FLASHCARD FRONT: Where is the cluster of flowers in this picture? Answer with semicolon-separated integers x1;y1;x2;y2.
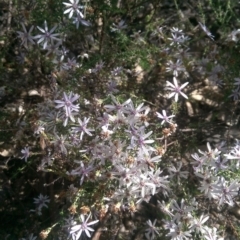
16;1;240;239
24;85;240;240
21;77;189;239
191;142;240;206
144;139;240;240
16;19;81;72
16;0;92;74
47;91;183;239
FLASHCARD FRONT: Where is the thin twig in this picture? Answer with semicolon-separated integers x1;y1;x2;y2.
7;0;13;32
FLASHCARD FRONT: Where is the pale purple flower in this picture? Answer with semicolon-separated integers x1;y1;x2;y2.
130;31;145;44
158;200;173;217
68;161;94;185
166;77;188;102
126;101;149;126
230;86;240;100
16;23;35;49
156;110;175;125
137;152;162;170
35;20;61;49
134;174;155;199
175;47;191;59
16;51;26;64
170;27;183;35
166;222;192;240
21;147;30;162
73;12;91;29
51;134;70;155
168;162;188;181
191;152;206;172
55;91;80;126
195;171;218;199
69;133;81;146
62;57;80;70
166;59;185;77
189;214;209;234
198;142;221;162
63;0;84;19
112;164;136;187
168;33;184;45
212;177;240;206
33;194;50;214
42;109;61;132
91;60;105;73
204;227;224;240
148;168;170;195
72;117;94;140
104;95;131;113
70;213;99;239
130;127;155;155
109;111;127;131
58;46;69;60
126;101;147;116
63;216;77;231
145;219;160;240
211;156;228;171
45;41;61;56
181;35;191;43
170;199;193;222
97;112;110;126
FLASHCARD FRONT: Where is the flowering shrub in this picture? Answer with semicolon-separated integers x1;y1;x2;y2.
2;0;240;239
